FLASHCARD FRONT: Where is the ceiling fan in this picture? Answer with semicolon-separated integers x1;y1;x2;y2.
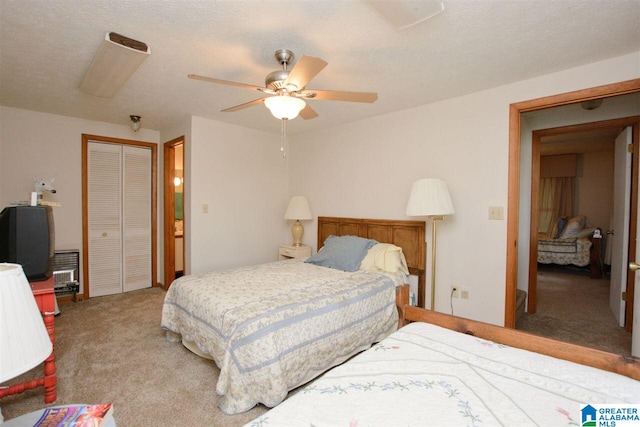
188;49;378;120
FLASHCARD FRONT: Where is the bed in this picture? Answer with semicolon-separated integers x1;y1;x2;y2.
246;305;640;426
161;216;425;414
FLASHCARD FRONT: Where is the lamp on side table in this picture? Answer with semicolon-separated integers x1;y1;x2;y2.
284;196;313;247
0;263;53;423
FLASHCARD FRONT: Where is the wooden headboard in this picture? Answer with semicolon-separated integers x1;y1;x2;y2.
317;216;426;307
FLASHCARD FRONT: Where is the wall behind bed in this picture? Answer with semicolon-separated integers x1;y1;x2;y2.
170;116;289;276
288;51;640;327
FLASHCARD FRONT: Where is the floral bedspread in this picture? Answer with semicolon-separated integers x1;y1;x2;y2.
161;259;400;414
538;235;591;267
246;322;640;426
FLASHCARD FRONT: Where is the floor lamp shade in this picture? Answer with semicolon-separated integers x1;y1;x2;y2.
0;263;52;383
406;179;454;311
284;196;313;247
406;178;455;217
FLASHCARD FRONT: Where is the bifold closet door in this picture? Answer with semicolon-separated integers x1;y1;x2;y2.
88;142;152;297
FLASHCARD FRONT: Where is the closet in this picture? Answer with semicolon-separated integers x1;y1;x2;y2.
83;135;156;298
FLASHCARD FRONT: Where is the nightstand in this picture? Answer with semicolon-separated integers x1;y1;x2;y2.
279;244;311;260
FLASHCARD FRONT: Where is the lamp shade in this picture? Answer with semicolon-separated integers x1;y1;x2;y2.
284;196;313;220
406;178;455;217
264;96;306;120
0;263;52;383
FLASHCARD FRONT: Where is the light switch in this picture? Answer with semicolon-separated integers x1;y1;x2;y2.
489;206;504;220
202;204;209;214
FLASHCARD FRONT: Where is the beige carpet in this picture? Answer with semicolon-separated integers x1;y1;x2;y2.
517;266;632;355
1;287;268;426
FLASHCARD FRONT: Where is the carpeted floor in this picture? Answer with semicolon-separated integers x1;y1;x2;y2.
4;276;632;425
1;287;268;426
517;266;632;355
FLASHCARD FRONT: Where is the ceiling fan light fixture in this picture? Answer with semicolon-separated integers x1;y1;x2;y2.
264;96;306;120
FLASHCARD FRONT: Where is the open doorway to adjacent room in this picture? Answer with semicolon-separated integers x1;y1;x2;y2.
163;137;185;288
517;120;636;355
504;79;640;357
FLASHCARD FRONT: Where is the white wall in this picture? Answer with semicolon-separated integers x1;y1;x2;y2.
0;106;160;291
187;116;289;274
577;151;615;230
289;51;640;326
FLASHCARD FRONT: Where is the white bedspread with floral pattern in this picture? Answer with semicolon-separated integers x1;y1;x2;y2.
246;321;640;426
161;259;401;414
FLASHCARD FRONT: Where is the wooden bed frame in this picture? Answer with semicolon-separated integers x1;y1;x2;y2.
314;217;640;381
317;216;424;311
403;305;640;380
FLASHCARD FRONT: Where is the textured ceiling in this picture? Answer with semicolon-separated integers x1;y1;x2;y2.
1;0;639;135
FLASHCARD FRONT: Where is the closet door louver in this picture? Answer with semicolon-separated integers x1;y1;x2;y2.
88;142;123;297
122;145;152;292
88;142;152;296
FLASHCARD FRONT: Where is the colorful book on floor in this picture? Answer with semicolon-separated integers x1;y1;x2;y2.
32;404;113;426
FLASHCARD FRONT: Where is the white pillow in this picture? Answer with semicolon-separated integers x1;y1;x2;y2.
360;243;409;274
560;215;586;238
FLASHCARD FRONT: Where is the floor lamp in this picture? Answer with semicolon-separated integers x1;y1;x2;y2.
406;178;455;311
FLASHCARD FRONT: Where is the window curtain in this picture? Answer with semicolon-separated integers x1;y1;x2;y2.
539;177;575;233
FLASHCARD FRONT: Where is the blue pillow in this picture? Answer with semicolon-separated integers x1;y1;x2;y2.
305;235;377;272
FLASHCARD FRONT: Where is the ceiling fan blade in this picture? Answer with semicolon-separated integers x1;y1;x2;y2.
188;74;267;93
284;55;328;91
301;89;378;103
299;103;319;120
221;98;266;112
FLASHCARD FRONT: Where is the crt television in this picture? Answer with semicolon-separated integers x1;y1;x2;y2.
0;205;55;281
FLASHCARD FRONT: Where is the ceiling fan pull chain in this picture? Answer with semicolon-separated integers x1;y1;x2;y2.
281;118;287;158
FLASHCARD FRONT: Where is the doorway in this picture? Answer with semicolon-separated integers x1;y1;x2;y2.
526;119;637;318
163;136;185;288
519;120;637;353
504;79;640;354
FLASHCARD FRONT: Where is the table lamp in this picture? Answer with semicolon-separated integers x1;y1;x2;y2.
406;178;455;311
0;263;53;422
284;196;313;247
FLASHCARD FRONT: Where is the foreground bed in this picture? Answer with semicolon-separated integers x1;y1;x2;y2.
246;305;640;426
161;217;425;414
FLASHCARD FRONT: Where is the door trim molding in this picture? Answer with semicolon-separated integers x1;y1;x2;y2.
82;134;158;299
505;78;640;328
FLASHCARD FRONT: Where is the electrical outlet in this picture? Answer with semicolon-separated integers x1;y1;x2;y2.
451;286;459;298
461;290;469;299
